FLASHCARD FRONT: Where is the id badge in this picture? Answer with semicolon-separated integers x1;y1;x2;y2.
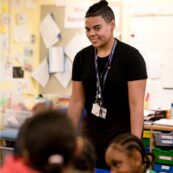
91;103;100;117
99;107;107;119
91;103;107;119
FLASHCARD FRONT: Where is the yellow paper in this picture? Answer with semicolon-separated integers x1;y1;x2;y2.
1;25;7;33
2;4;9;13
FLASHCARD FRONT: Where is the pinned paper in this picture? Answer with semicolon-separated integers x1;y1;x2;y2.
65;31;90;62
16;13;27;24
12;79;32;94
2;4;9;13
1;26;7;33
25;0;36;8
55;57;72;88
1;13;10;25
32;59;49;87
0;34;9;49
0;63;12;80
64;5;87;28
11;0;23;8
14;25;31;43
49;47;64;73
40;13;61;48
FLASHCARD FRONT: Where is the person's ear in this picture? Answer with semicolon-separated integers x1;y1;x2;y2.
131;150;142;167
110;19;115;31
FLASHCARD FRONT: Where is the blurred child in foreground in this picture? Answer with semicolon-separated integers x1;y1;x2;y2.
73;136;96;173
0;110;77;173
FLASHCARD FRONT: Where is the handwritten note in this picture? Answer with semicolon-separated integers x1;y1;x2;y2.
64;5;88;28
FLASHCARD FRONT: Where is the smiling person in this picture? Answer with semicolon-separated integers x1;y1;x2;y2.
68;0;147;169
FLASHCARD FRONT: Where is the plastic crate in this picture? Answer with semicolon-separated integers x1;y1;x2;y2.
142;138;150;147
143;130;151;138
152;147;173;165
145;146;150;153
154;163;173;173
96;168;110;173
153;131;173;147
4;109;32;129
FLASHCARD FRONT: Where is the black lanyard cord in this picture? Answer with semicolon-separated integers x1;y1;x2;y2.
94;39;117;105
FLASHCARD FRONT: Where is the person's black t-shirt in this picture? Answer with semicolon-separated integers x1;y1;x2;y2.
72;39;147;168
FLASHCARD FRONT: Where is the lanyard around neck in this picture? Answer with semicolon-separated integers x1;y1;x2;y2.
94;39;117;104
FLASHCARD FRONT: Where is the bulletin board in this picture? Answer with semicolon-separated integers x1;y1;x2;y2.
40;3;123;96
40;5;80;96
0;0;10;62
0;0;40;100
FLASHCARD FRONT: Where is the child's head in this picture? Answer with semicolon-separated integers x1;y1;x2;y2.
72;136;96;173
18;109;77;173
105;133;153;173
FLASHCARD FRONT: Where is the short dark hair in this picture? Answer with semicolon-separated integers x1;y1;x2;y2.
85;0;115;23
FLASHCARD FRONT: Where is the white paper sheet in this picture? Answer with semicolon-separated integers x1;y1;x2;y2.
55;0;90;7
49;47;64;73
40;13;61;48
32;59;49;87
0;63;12;80
144;110;155;117
11;0;23;8
14;24;31;43
64;5;88;28
55;57;72;88
65;31;90;62
25;0;36;8
154;119;173;126
0;34;9;50
16;13;27;25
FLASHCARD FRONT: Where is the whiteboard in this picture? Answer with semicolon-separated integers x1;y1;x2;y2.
129;15;173;88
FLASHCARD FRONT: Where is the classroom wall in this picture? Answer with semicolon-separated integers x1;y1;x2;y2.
122;0;173;110
38;0;123;97
1;0;173;110
38;0;173;110
0;0;40;97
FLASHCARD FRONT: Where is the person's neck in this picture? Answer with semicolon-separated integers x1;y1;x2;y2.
97;37;115;58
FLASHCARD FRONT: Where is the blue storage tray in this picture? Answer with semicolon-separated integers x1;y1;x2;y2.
96;168;110;173
145;146;150;153
154;163;173;173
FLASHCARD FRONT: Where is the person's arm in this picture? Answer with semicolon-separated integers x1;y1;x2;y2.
128;79;147;139
68;81;85;128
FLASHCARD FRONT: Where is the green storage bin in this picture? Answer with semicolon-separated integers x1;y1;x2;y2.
142;138;150;147
152;147;173;165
